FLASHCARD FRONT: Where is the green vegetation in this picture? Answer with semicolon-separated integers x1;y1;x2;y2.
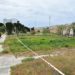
4;34;75;55
5;35;75;52
6;21;30;35
22;57;35;62
4;34;75;75
4;36;28;55
20;35;75;50
0;23;5;33
1;19;75;75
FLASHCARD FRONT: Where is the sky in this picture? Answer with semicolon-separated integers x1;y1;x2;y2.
0;0;75;27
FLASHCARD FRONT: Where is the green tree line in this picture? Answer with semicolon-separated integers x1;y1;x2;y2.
0;21;30;35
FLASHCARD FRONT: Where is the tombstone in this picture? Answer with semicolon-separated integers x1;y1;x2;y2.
69;28;74;36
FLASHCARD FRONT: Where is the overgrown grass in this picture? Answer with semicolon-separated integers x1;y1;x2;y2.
4;35;28;55
4;34;75;75
4;34;75;55
19;35;75;50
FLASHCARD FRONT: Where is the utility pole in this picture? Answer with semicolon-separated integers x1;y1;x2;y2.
49;16;51;27
49;16;51;32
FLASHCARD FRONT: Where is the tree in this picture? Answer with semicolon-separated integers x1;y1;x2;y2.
31;27;35;34
14;21;30;34
6;22;14;35
0;23;5;33
0;23;4;27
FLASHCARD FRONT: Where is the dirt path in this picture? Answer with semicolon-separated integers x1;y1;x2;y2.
0;34;6;43
0;34;7;52
0;34;24;75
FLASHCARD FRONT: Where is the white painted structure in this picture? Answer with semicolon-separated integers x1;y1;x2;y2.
69;28;74;36
3;18;18;24
63;29;67;36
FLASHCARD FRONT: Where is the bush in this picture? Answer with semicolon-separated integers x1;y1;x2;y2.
64;44;69;48
23;57;34;62
2;50;9;54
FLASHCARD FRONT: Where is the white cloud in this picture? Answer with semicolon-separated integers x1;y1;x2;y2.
0;0;75;27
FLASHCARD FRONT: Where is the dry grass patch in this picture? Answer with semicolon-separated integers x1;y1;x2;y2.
44;48;75;75
11;59;53;75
